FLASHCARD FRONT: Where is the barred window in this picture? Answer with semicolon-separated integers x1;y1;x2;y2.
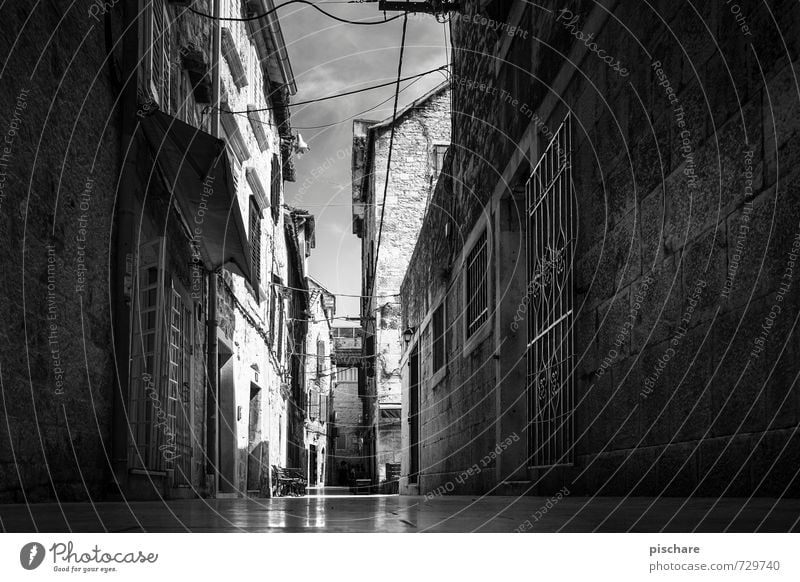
432;301;445;373
526;114;574;468
465;230;489;339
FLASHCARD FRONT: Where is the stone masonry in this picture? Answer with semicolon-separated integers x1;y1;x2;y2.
352;82;451;484
401;0;800;497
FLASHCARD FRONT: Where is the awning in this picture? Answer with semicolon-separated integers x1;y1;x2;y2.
140;110;253;285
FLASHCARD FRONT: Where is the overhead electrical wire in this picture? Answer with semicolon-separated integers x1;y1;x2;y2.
215;65;448;115
293;73;430;130
369;11;408;303
270;280;400;299
188;0;403;25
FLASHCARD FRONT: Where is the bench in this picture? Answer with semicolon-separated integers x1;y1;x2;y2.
272;466;307;497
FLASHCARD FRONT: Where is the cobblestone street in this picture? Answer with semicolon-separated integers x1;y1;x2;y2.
2;488;799;533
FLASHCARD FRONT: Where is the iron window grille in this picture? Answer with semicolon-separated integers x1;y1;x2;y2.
526;114;575;468
465;229;489;339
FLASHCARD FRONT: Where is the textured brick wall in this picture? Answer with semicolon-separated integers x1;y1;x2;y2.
0;2;122;501
402;0;800;497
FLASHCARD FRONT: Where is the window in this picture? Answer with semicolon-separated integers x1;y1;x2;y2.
465;229;489;339
432;144;449;179
269;275;283;361
526;114;573;468
268;279;277;348
168;286;193;486
432;301;445;374
336;432;346;450
270;154;281;222
317;339;325;377
144;0;170;108
249;200;261;288
308;387;320;420
128;239;194;476
276;294;284;362
129;241;163;471
221;27;248;89
247;105;268;152
320;392;328;423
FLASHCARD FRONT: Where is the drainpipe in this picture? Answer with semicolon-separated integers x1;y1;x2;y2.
205;0;222;496
111;0;140;498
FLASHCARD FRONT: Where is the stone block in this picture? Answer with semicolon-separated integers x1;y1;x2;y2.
709;305;770;437
750;428;800;498
680;225;728;321
656;441;700;497
764;59;800;188
640;186;666;270
633;255;683;348
596;287;632;362
696;434;754;497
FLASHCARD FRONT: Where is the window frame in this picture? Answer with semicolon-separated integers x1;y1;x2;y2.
142;0;170;109
461;215;493;357
270;154;281;223
249;198;262;291
430;299;447;387
525;113;574;468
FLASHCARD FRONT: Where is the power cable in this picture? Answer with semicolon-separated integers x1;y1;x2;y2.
215;66;447;115
188;0;403;25
293;73;430;130
369;12;408;304
270;280;400;299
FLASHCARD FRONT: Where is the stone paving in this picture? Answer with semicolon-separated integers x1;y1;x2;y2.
1;488;798;532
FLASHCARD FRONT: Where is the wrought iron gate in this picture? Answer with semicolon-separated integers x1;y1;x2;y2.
526;115;574;468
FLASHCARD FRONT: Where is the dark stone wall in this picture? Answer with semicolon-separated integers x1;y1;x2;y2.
0;2;122;501
402;0;800;496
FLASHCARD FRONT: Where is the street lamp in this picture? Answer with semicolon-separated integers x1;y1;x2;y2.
402;327;415;344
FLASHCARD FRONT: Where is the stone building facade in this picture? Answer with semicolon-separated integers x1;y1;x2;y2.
329;327;366;484
352;82;451;486
304;276;336;486
400;0;800;497
0;0;311;502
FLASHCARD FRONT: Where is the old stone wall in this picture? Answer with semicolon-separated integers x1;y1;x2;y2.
0;2;122;502
364;87;452;406
303;282;334;485
357;86;451;485
402;0;800;497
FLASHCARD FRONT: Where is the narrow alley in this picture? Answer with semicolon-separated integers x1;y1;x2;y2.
1;2;800;576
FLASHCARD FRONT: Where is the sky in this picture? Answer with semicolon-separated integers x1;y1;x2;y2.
277;2;450;321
